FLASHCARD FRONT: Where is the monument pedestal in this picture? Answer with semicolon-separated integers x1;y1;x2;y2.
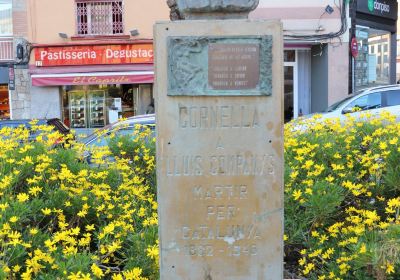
155;19;283;280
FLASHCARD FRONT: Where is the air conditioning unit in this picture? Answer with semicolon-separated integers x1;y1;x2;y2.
14;37;30;64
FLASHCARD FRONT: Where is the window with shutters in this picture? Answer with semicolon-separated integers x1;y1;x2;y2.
76;0;123;36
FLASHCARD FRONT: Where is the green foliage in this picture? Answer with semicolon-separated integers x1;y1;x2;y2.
285;112;400;279
0;123;158;279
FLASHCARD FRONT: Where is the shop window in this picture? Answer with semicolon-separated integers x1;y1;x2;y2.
62;84;154;129
0;85;10;120
355;26;391;91
384;55;388;63
76;0;123;36
384;44;388;53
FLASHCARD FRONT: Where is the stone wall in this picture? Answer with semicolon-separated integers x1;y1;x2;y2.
10;66;30;119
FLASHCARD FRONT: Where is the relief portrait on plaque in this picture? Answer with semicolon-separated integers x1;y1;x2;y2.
169;39;207;93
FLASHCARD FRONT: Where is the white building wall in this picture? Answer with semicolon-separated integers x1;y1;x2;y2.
251;0;351;106
30;86;61;119
251;0;350;43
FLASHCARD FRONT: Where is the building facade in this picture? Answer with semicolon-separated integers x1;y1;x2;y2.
252;0;398;122
351;0;398;92
0;0;29;120
13;0;169;128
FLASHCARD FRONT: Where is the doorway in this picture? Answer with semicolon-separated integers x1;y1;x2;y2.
284;50;297;122
284;49;311;122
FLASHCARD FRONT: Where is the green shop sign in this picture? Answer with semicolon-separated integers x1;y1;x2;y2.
368;0;374;12
357;0;397;20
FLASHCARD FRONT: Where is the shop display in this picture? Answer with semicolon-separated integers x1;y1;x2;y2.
69;91;87;128
63;85;153;129
88;90;106;128
0;85;10;120
355;41;369;88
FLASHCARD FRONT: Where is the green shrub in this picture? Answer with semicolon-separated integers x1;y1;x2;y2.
0;123;158;280
285;112;400;280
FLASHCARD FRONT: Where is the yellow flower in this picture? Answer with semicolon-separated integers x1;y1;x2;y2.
41;208;52;215
0;202;9;211
146;244;159;260
303;263;315;275
124;268;144;280
77;209;87;217
17;193;30;203
85;224;95;231
112;274;124;280
386;263;395;274
359;243;367;254
311;231;320;237
379;141;388;150
28;186;42;197
9;216;19;223
319;234;328;244
21;268;33;280
292;190;302;201
29;228;38;235
389;137;398;145
91;263;104;278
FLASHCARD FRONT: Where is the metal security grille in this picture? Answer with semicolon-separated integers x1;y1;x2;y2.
76;0;123;35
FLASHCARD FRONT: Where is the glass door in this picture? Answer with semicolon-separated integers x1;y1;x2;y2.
69;91;87;128
284;65;294;122
88;90;106;128
284;50;299;123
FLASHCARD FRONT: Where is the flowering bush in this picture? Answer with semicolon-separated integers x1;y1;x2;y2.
285;112;400;280
0;122;158;279
3;111;400;280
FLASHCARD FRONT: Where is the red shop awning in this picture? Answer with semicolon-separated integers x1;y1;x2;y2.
31;71;154;86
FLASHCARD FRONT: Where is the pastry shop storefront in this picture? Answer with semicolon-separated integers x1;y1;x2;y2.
29;40;154;129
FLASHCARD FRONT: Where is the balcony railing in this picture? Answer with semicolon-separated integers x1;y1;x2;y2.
0;37;13;62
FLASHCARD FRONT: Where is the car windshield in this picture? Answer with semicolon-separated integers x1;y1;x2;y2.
81;123;114;145
322;89;371;113
322;96;354;112
81;115;155;145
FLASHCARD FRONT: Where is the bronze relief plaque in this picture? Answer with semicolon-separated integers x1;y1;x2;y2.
167;36;272;96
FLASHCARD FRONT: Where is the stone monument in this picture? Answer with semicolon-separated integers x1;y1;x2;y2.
155;1;283;279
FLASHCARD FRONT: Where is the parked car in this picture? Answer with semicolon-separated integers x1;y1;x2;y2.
80;114;155;147
0;118;71;141
302;85;400;123
79;114;155;164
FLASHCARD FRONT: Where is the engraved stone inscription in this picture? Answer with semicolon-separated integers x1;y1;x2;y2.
209;43;260;90
156;20;283;279
178;105;260;129
164;153;275;177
